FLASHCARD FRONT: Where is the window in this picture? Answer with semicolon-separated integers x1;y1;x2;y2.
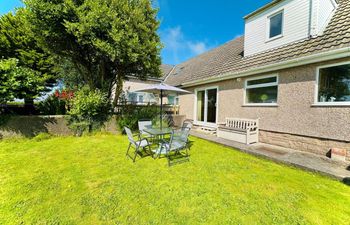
269;11;283;39
128;92;137;103
175;97;179;105
317;63;350;104
138;95;144;103
167;95;179;105
168;95;175;105
245;75;278;105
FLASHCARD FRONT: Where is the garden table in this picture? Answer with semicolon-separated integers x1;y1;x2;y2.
143;127;173;156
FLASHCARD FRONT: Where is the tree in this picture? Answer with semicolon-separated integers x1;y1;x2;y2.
0;58;46;105
25;0;162;105
0;8;57;106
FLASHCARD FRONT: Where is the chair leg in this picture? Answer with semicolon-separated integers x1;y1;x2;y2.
167;152;171;166
133;147;139;162
126;143;131;157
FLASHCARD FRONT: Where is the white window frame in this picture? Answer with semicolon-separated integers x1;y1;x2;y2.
266;10;284;42
314;61;350;106
138;94;144;103
194;86;219;127
244;74;279;106
175;96;179;106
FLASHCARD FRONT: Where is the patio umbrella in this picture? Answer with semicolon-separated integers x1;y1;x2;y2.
134;83;190;129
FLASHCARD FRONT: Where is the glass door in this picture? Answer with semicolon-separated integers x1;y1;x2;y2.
196;90;205;122
207;89;217;123
196;88;217;124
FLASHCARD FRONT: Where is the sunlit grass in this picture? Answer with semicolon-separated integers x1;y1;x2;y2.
0;133;349;224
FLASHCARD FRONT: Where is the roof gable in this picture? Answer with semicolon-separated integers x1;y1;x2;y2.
165;0;350;87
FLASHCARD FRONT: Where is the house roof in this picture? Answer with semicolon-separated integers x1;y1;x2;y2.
160;64;174;79
126;64;174;82
165;0;350;87
244;0;284;20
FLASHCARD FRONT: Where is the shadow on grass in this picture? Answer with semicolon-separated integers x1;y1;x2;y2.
128;139;194;166
167;152;190;166
343;177;350;186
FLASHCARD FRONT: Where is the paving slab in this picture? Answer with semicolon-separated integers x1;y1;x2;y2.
191;131;350;183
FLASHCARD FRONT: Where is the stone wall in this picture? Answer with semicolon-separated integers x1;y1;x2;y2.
259;130;350;161
0;115;119;139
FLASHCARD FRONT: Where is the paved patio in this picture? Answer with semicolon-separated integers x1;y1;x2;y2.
191;131;350;183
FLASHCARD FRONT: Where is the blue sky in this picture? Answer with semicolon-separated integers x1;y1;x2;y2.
157;0;271;65
0;0;272;65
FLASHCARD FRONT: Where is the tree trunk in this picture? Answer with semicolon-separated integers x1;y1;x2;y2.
113;73;124;108
24;98;35;115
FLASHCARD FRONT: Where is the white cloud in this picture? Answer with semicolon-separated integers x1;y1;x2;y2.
188;41;207;55
161;26;210;64
161;26;183;64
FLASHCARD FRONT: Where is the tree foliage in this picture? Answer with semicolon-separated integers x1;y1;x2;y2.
0;8;56;99
0;58;46;104
26;0;162;104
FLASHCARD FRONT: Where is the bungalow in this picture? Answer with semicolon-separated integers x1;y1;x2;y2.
122;64;175;105
164;0;350;160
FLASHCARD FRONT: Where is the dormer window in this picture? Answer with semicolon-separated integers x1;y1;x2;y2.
268;10;283;40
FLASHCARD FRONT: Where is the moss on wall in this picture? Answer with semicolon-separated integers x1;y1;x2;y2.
0;115;119;139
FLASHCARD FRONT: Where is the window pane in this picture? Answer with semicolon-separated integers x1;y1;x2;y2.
247;77;277;86
246;86;278;103
168;96;175;105
207;89;217;123
175;97;179;105
197;91;205;121
128;93;137;102
269;12;283;38
138;95;144;103
318;64;350;102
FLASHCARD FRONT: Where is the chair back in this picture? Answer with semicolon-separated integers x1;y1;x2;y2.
182;121;193;131
138;120;152;134
172;127;190;145
124;127;136;145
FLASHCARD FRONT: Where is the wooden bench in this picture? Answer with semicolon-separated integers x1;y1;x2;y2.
217;118;259;144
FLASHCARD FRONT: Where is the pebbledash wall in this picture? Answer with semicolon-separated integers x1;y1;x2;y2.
178;57;350;161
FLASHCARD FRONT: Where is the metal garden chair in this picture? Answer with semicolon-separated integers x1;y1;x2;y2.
181;120;193;131
138;120;156;143
159;128;191;166
124;127;151;162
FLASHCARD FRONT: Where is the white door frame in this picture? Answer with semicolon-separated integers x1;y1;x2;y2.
194;86;219;128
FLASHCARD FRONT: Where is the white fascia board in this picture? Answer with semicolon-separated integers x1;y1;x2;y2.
181;46;350;88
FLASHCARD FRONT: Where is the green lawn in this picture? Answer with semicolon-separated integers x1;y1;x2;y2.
0;134;349;224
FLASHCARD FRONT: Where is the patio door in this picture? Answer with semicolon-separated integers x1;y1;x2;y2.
196;88;218;126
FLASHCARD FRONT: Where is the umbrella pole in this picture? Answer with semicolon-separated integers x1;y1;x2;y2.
160;90;163;130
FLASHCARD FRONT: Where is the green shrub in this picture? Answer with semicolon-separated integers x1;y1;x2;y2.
67;87;112;136
117;105;171;133
66;121;90;137
32;132;52;141
37;95;66;115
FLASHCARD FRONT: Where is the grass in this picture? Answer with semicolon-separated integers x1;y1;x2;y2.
0;133;349;224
